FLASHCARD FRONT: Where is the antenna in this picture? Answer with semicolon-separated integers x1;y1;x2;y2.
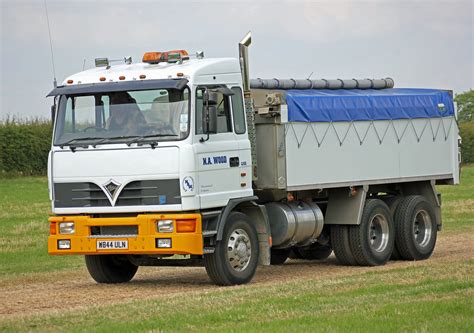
44;0;57;88
82;59;86;71
307;71;314;80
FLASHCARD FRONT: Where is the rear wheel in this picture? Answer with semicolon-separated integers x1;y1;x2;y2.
85;255;138;283
331;225;357;265
394;195;437;260
204;212;259;286
348;199;394;266
383;196;403;260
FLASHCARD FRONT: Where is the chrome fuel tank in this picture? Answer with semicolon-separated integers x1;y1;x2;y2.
265;201;324;248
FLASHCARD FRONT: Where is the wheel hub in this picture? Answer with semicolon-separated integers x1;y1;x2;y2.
227;229;251;272
368;214;389;253
413;209;432;247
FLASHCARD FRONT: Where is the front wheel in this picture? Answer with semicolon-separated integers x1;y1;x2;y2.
204;212;259;286
85;255;138;283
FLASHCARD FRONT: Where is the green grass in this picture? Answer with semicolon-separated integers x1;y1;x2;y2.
0;167;473;331
0;178;82;276
2;261;473;332
437;165;474;232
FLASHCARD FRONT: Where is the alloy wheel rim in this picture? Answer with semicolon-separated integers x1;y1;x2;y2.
413;209;433;248
368;214;390;253
227;228;252;272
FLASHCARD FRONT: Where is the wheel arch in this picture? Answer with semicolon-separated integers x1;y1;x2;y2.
216;196;271;265
400;180;442;230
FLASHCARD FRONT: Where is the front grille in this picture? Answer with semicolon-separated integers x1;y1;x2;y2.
55;183;110;207
54;179;181;208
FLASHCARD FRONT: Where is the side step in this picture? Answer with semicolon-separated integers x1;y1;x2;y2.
203;247;215;254
203;230;217;237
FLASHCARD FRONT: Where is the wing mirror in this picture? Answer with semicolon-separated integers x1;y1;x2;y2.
200;87;234;143
51;104;56;124
203;90;218;134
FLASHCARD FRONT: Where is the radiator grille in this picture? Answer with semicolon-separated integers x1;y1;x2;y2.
54;179;181;208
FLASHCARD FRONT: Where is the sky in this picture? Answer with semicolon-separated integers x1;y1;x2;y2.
1;0;473;120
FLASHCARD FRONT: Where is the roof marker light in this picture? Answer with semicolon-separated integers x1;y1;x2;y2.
67;80;73;84
99;77;106;81
119;76;125;80
176;72;184;77
139;74;146;79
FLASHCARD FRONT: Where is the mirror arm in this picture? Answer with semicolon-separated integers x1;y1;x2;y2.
200;88;211;143
199;133;210;143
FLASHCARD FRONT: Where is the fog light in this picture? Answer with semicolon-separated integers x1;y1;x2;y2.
58;239;71;250
59;222;75;234
157;220;173;233
156;238;172;248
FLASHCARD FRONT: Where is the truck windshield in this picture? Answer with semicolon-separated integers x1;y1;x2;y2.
53;88;189;146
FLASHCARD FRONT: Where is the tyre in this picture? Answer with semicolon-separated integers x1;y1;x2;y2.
85;255;138;283
270;248;290;265
293;242;332;260
331;225;357;265
348;199;394;266
383;196;403;260
393;195;437;260
204;212;259;286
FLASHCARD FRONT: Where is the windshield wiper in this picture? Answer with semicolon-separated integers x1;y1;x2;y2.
59;137;104;151
127;133;179;148
100;136;142;145
59;137;103;147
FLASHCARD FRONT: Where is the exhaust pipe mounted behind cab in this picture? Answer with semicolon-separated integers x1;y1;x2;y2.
239;31;252;93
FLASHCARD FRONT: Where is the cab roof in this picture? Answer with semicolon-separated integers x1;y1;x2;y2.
62;57;241;86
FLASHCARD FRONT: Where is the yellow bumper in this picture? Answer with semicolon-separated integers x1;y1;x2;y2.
48;213;203;255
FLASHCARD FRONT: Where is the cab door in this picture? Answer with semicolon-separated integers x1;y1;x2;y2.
194;86;252;209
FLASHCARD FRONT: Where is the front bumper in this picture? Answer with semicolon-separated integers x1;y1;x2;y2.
48;213;203;255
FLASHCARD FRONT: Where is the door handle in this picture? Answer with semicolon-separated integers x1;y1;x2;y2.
229;157;239;167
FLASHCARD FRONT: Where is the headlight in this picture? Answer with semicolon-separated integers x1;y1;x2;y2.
156;220;173;233
59;222;75;234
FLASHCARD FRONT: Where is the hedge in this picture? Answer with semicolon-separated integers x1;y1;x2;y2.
459;122;474;164
0;119;53;176
0;119;473;177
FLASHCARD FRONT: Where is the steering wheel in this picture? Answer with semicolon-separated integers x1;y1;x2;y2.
82;126;107;133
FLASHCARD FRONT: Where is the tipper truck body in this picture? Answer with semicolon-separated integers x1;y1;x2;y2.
47;34;459;285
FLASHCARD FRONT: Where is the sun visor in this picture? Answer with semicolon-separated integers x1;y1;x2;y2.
47;79;189;97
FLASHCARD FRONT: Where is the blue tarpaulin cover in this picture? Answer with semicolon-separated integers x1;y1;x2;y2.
285;88;454;122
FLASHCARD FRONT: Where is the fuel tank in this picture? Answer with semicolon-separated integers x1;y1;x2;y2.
265;201;324;248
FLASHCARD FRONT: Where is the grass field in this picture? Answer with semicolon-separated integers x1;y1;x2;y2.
0;167;473;332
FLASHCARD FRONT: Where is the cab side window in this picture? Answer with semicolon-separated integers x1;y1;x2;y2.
231;87;246;134
196;87;232;134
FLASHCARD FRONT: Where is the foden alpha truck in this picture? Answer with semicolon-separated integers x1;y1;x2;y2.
47;33;460;285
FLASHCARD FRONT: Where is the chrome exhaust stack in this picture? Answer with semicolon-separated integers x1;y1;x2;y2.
239;31;252;94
